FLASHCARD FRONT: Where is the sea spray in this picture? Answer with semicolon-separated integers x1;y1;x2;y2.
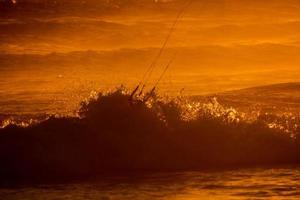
0;86;300;181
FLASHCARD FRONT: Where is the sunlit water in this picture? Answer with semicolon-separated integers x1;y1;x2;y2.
1;167;300;200
1;3;300;199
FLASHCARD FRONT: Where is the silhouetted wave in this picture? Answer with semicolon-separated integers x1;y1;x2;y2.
0;86;300;182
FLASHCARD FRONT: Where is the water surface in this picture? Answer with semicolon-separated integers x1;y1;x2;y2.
1;167;300;200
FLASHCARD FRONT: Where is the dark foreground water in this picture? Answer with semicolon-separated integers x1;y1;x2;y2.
1;167;300;200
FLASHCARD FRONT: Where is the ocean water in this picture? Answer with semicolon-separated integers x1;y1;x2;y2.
1;1;300;119
1;167;300;200
1;2;300;199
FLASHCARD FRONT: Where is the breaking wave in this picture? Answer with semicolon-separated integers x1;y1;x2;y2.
0;86;300;181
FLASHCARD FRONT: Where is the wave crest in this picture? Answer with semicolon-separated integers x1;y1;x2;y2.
0;86;300;181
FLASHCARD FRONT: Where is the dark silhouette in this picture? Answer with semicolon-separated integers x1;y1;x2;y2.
0;87;300;182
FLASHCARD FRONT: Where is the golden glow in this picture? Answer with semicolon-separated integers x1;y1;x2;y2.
1;0;300;116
